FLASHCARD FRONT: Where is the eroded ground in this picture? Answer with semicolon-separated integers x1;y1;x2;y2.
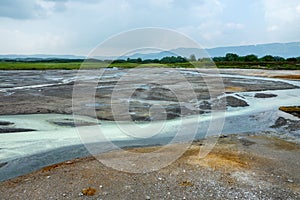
0;134;299;199
1;68;300;199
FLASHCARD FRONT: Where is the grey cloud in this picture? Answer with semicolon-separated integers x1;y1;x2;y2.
0;0;74;19
0;0;43;19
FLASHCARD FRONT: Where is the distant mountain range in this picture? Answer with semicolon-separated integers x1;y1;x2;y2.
127;42;300;60
1;42;299;60
0;54;85;60
207;42;300;58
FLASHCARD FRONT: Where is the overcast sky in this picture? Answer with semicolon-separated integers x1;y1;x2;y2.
0;0;299;55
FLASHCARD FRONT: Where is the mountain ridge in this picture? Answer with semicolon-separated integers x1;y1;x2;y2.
128;42;300;59
1;42;299;60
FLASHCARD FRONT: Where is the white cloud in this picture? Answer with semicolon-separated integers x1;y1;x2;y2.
148;0;174;8
296;4;300;14
0;0;299;54
177;23;221;46
0;26;66;54
267;25;278;32
226;23;244;30
190;0;223;19
263;0;300;40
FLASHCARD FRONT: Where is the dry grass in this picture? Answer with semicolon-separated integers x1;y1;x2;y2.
225;86;246;92
82;187;96;196
279;106;300;118
271;75;300;80
279;106;300;112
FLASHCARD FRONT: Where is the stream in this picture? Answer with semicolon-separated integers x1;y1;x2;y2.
0;69;299;181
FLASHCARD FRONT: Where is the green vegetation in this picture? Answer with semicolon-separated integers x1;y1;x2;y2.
0;62;82;70
212;53;300;62
209;53;300;70
215;62;300;70
0;53;299;70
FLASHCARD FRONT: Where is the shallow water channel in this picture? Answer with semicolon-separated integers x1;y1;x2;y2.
0;69;299;180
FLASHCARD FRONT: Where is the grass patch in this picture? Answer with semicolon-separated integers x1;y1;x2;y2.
0;62;82;70
0;60;299;70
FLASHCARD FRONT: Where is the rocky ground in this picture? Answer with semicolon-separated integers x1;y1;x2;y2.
0;133;300;200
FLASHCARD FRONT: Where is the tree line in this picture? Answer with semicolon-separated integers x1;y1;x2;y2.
111;53;300;64
1;53;299;64
211;53;300;62
111;56;188;64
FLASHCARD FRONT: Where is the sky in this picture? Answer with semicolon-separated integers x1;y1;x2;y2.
0;0;300;55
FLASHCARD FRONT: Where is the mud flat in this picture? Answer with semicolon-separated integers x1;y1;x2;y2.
0;69;298;121
0;68;300;199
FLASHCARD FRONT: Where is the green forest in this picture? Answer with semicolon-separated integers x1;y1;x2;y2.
0;53;299;70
